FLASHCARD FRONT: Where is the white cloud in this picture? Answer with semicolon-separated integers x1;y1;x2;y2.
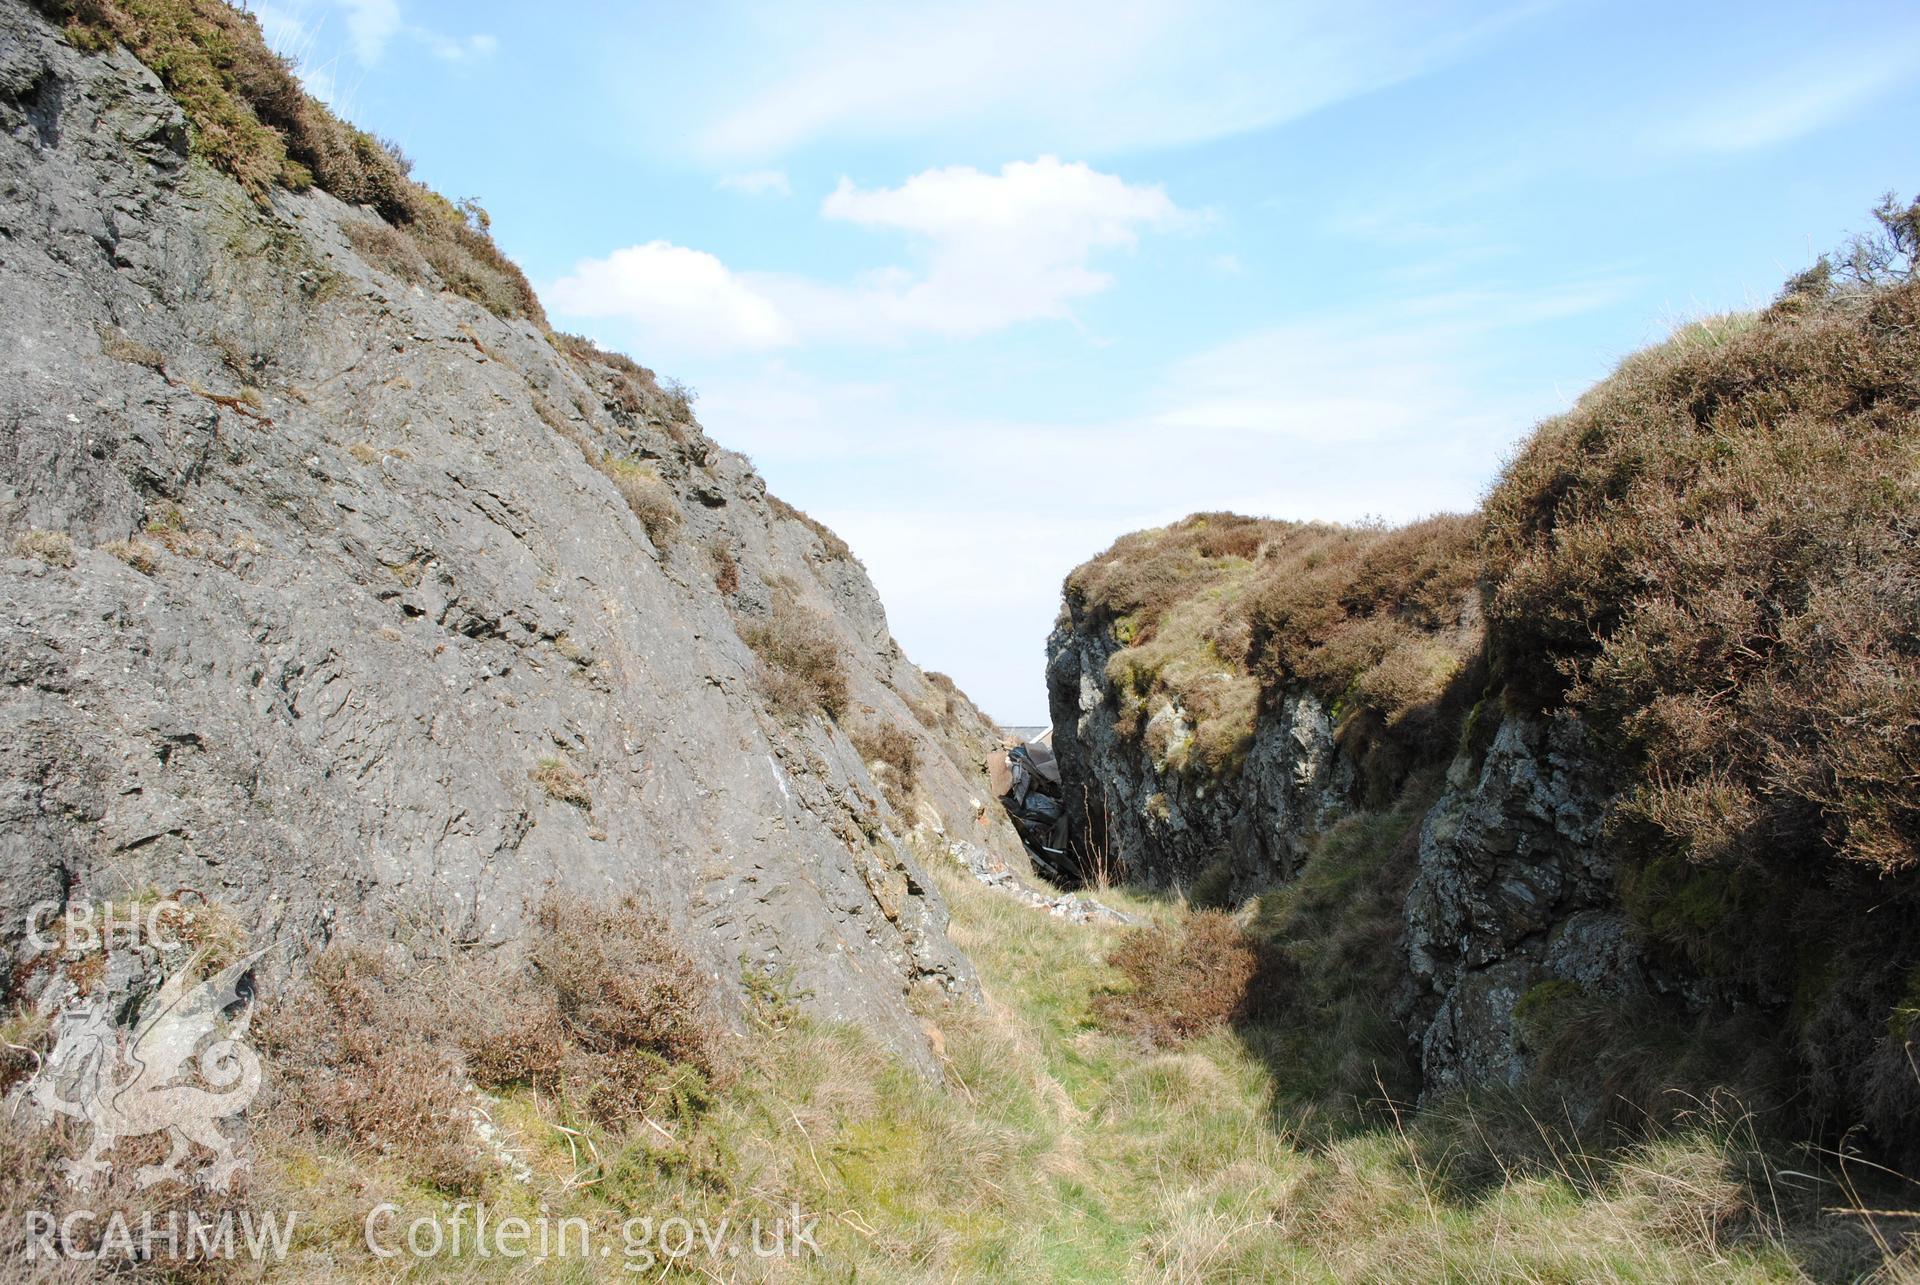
1154;282;1628;440
718;169;792;198
552;158;1186;354
788;156;1187;339
546;242;794;353
1666;35;1920;152
692;0;1532;159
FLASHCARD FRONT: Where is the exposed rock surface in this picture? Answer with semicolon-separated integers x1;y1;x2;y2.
1401;714;1652;1092
1048;581;1663;1098
1046;609;1351;896
0;0;1026;1068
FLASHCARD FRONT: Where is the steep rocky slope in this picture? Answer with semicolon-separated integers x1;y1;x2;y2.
0;0;1027;1065
1050;267;1920;1154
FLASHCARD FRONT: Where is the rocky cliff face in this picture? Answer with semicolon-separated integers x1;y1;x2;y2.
1401;713;1656;1094
1046;610;1350;896
1046;569;1658;1099
0;0;1025;1067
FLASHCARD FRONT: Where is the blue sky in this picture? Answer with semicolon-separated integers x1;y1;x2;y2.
255;0;1920;723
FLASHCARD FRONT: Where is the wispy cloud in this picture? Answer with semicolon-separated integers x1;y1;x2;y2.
1665;33;1920;152
254;0;494;90
1153;279;1633;440
691;0;1539;159
717;169;792;198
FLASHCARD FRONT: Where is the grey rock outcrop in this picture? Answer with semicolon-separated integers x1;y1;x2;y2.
1046;610;1351;896
1401;714;1650;1092
1048;579;1663;1099
0;0;1025;1069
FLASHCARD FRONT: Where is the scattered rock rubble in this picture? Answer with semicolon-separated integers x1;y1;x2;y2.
945;839;1133;926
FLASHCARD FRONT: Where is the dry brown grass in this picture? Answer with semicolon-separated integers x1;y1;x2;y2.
708;539;740;595
531;754;592;808
739;592;850;720
553;331;656;416
12;528;75;568
769;494;855;562
599;456;679;545
102;536;161;574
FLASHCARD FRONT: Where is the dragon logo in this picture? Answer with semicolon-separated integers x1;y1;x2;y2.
24;948;264;1192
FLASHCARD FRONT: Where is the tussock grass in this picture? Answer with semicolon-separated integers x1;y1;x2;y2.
599;456;680;545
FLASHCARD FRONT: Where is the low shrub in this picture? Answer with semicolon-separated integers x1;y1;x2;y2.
849;719;920;806
464;894;732;1129
739;594;849;720
254;945;483;1193
1093;909;1277;1047
600;457;679;546
1481;246;1920;1156
343;218;426;283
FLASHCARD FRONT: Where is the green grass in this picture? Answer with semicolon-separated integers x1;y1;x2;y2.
254;859;1898;1280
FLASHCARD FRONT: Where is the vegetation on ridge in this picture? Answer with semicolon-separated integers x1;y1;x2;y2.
1065;510;1482;781
1480;197;1920;1162
1062;194;1920;1171
33;0;545;322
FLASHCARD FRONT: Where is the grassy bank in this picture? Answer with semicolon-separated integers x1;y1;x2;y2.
226;858;1902;1281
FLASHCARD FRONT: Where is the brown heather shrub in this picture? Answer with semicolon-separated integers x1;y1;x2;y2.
254;945;484;1193
343;217;426;283
850;718;920;805
1485;279;1920;878
1481;256;1920;1161
739;593;849;720
464;895;732;1128
1093;910;1278;1047
35;0;544;322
